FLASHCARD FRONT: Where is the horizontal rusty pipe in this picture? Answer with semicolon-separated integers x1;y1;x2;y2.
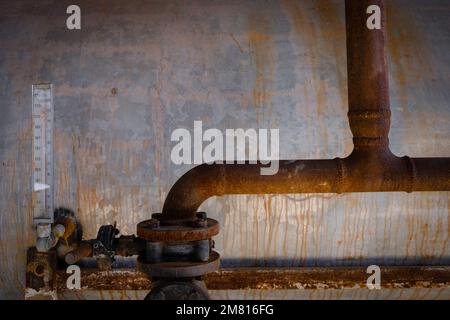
160;0;450;224
161;157;450;223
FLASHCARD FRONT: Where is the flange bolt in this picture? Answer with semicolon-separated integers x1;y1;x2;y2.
194;212;207;228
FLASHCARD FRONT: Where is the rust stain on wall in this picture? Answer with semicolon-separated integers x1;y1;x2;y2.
282;0;351;158
386;2;438;156
150;62;167;207
313;0;347;110
247;15;275;123
0;123;35;298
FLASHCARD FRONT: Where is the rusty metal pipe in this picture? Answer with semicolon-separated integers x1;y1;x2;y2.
346;0;391;151
65;242;93;265
160;0;450;223
161;156;450;223
162;160;340;223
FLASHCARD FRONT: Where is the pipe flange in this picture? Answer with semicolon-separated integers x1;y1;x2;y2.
137;251;220;278
145;279;210;300
137;213;219;242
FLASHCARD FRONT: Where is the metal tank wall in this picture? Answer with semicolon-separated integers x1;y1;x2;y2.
0;0;449;299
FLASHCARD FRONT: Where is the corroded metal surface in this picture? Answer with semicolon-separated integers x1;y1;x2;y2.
137;212;218;285
1;0;450;299
138;251;220;278
137;217;219;241
26;248;57;292
65;243;93;265
54;267;450;291
52;266;450;300
205;266;450;290
161;158;450;221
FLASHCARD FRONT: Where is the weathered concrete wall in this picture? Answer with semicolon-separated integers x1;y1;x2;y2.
0;0;449;299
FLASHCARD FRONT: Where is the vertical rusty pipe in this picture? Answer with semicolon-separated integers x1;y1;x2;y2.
342;0;405;193
346;0;391;152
